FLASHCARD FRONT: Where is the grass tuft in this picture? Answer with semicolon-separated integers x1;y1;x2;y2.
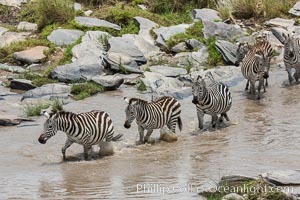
24;102;51;117
71;81;105;100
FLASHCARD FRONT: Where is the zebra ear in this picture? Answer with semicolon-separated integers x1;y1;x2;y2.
124;97;130;104
196;75;202;81
43;111;50;118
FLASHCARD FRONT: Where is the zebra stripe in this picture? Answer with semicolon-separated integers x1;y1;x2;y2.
192;73;232;129
38;110;122;160
241;50;270;99
282;33;300;84
124;96;182;144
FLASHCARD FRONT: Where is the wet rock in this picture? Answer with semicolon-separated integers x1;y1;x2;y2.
153;24;190;47
203;21;244;40
218;175;256;186
0;26;8;35
10;79;36;90
0;63;25;73
22;83;71;100
149;65;187;77
0;0;27;6
215;40;238;65
191;8;221;22
73;2;81;11
265;18;294;28
289;1;300;16
13;46;49;64
222;193;244;200
75;16;121;31
121;34;159;59
91;75;124;90
17;21;38;31
160;126;178;142
186;39;204;50
261;170;300;186
171;42;187;53
0;32;29;48
134;16;158;45
84;10;93;16
236;35;256;45
99;142;114;156
47;29;84;46
51;62;104;82
0;115;34;126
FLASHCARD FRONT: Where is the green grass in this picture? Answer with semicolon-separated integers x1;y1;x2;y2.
206;37;223;68
23;72;58;87
51;99;64;113
137;79;147;91
59;36;83;65
71;81;105;100
0;39;56;64
24;102;51;117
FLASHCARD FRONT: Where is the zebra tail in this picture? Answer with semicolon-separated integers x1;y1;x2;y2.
112;134;123;141
178;116;183;131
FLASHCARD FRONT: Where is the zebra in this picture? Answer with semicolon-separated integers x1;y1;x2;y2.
192;73;232;130
241;50;270;99
123;96;182;144
235;40;273;90
282;33;300;85
38;110;122;160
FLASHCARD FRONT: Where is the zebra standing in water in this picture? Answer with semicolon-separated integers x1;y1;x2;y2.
235;41;273;90
123;96;182;144
38;110;122;160
192;73;232;130
241;50;270;99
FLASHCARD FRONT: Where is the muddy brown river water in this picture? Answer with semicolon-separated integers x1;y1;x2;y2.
0;66;300;199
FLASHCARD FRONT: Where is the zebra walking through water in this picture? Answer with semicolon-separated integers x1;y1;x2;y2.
192;72;232;130
241;49;270;99
38;110;122;160
123;96;182;144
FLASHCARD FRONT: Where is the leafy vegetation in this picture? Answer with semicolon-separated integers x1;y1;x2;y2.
71;81;105;100
59;36;82;65
50;99;64;113
206;37;223;67
137;79;147;91
24;102;51;117
23;72;58;87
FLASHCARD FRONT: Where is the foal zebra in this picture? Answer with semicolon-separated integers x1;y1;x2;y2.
192;73;232;129
123;96;182;144
241;50;270;99
38;110;122;160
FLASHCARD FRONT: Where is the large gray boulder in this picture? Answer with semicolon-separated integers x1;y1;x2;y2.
149;65;187;77
51;61;104;82
75;16;121;30
10;79;36;90
265;18;294;28
186;39;205;50
0;0;27;6
13;46;49;63
215;40;237;65
174;46;208;67
47;29;84;46
153;24;191;47
0;63;25;73
191;8;221;22
203;21;244;40
91;75;124;90
134;16;158;45
261;170;300;186
171;42;187;53
236;35;256;45
22;83;71;100
289;1;300;16
0;115;34;126
0;26;8;35
17;21;38;31
0;32;29;48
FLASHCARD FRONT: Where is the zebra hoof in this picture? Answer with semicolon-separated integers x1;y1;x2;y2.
135;141;144;146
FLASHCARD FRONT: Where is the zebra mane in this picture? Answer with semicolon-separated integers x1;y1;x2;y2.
129;98;147;104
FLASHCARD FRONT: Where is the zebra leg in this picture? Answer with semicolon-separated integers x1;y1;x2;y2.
62;138;74;161
265;78;268;87
137;125;145;145
245;80;249;90
287;68;293;85
250;81;256;98
257;79;264;100
211;114;218;129
197;109;204;130
294;70;299;84
167;119;177;133
222;113;230;121
144;130;154;143
83;145;92;160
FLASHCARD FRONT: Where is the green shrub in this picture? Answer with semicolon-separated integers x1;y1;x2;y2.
206;37;223;68
137;79;147;91
51;99;64;113
23;72;58;87
24;102;51;117
71;81;104;100
217;5;233;20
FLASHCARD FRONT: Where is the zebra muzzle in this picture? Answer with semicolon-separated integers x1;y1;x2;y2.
192;96;199;104
124;121;131;129
38;134;47;144
263;72;269;79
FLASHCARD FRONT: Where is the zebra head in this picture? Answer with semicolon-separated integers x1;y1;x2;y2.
235;43;250;66
38;111;58;144
255;51;270;79
124;97;137;129
192;75;206;105
283;33;295;58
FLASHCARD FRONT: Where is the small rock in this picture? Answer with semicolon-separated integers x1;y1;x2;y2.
0;63;25;73
185;39;204;50
10;79;36;90
137;4;147;10
235;35;256;45
191;8;221;22
203;21;244;40
149;65;187;77
47;29;84;46
0;32;29;48
215;40;238;64
99;142;114;156
17;21;38;31
222;193;244;200
261;170;300;186
75;16;121;30
0;115;34;126
0;0;27;6
160;126;178;142
0;26;8;36
91;75;124;90
265;18;294;28
289;1;300;16
171;42;187;53
84;10;93;16
13;46;49;63
73;2;81;11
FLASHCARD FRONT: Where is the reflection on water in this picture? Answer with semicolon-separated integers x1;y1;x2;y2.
1;68;300;199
